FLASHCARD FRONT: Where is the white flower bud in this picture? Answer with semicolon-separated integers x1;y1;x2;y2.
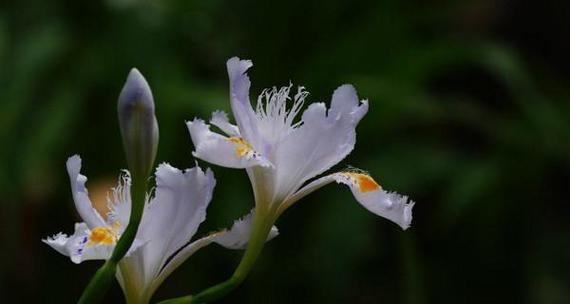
118;68;159;178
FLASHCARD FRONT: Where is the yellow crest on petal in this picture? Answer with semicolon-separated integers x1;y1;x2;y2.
88;227;117;246
227;137;254;158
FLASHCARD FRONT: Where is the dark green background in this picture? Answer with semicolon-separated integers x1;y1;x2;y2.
1;0;569;303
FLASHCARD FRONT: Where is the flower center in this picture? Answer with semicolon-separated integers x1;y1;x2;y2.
88;226;117;246
255;85;308;141
342;173;381;193
227;137;254;157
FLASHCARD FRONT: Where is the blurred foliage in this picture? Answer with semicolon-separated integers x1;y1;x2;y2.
1;0;569;303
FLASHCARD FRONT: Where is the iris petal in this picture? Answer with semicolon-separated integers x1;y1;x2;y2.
131;163;216;291
187;118;273;169
66;155;107;229
42;222;114;264
284;171;414;230
271;85;368;199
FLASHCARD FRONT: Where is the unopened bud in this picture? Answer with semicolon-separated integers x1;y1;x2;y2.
118;68;159;178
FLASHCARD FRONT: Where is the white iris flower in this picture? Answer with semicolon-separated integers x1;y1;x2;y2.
43;155;277;303
188;57;414;230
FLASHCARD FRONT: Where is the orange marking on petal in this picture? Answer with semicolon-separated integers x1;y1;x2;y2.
344;173;381;193
356;174;381;192
88;227;116;246
227;137;253;158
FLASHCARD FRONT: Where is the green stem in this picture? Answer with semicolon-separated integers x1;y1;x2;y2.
157;295;193;304
157;209;275;304
76;262;116;303
78;176;147;304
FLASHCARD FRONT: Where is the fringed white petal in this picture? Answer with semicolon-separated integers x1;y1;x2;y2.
43;222;113;264
187;118;273;169
333;173;414;230
132;163;216;294
227;57;260;144
43;232;69;256
106;170;132;233
285;171;414;230
271;85;368;199
66;155;107;229
329;84;368;124
212;209;279;249
210;110;240;137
